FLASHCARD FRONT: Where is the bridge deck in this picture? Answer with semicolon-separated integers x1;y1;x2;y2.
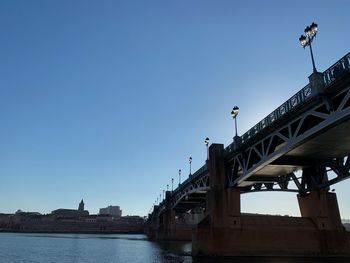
232;53;350;187
243;118;350;185
151;52;350;215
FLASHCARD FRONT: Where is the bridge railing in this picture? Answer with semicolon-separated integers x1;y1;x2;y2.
151;53;350;216
224;52;350;155
323;52;350;86
172;163;208;195
152;163;208;215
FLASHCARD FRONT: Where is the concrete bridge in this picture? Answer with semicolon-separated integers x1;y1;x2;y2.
146;52;350;257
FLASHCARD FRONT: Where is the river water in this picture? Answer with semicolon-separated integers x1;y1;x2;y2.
0;232;349;263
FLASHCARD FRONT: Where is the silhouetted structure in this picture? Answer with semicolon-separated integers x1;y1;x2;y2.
78;199;84;212
147;52;350;257
0;200;143;233
51;199;89;219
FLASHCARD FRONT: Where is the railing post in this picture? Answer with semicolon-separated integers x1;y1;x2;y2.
308;71;325;95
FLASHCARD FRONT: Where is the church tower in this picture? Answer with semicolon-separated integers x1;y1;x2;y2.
78;199;84;212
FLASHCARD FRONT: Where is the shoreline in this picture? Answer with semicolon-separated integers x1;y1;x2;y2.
0;229;145;235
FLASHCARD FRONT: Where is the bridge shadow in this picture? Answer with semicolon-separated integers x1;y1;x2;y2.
151;240;192;263
152;240;350;263
192;256;350;263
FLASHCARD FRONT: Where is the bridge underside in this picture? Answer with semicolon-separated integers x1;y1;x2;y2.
193;144;350;257
174;192;206;213
242;118;350;187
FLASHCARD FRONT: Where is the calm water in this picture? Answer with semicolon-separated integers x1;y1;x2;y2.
0;232;349;263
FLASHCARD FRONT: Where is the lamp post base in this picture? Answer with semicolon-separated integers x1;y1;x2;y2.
308;71;325;95
233;135;242;150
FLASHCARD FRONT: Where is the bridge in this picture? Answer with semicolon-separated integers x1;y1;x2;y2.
146;52;350;257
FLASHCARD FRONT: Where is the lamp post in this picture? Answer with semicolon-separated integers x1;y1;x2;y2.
231;106;239;137
204;137;210;161
167;184;169;191
163;190;165;200
189;156;192;175
231;106;241;150
171;178;174;191
178;169;181;186
299;22;318;73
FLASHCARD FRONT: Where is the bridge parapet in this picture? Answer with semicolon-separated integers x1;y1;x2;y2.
173;163;208;194
221;52;350;191
224;52;350;155
324;52;350;86
171;163;209;210
151;52;350;206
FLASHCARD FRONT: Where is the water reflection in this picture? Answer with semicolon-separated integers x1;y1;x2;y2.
0;233;349;263
152;240;193;263
192;256;350;263
155;240;350;263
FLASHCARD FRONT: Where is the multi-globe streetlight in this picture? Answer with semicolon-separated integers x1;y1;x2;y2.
204;137;210;160
189;156;192;175
178;169;182;186
299;22;318;73
231;106;239;137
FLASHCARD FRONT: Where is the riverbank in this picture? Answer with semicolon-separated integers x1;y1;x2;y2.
0;228;144;234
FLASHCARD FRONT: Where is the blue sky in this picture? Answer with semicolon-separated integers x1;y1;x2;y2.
0;0;349;218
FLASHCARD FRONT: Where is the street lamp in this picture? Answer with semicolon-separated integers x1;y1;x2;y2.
171;178;174;191
231;106;239;137
167;184;169;191
204;137;210;161
299;22;318;73
163;190;165;200
189;156;192;175
178;169;181;186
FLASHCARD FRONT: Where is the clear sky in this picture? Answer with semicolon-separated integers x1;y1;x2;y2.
0;0;349;218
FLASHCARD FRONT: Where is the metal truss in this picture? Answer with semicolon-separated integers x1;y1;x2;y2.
225;53;350;155
227;85;350;188
152;154;350;217
327;156;350;186
239;173;300;193
171;172;209;209
240;155;350;194
153;85;350;216
149;53;350;219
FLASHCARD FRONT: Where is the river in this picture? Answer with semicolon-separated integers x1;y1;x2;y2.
0;232;349;263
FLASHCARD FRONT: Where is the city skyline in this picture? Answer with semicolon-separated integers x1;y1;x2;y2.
1;0;350;218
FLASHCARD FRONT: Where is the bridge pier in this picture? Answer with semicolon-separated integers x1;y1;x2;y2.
192;144;350;257
298;190;350;254
157;199;175;240
153;192;193;241
146;206;159;240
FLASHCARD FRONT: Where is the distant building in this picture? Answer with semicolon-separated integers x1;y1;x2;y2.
78;199;85;212
51;199;89;219
99;206;122;217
